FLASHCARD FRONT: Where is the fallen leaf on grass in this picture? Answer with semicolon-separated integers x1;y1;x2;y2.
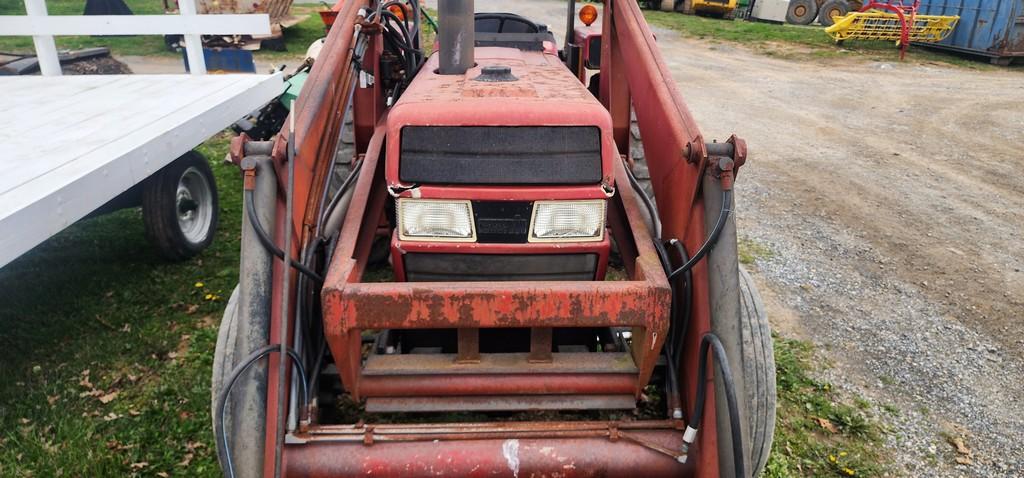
177;452;194;467
129;462;148;470
157;473;170;478
98;391;119;404
186;304;200;314
815;417;838;434
47;394;60;405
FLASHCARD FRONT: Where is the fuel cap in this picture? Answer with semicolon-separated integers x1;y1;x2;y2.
473;65;518;82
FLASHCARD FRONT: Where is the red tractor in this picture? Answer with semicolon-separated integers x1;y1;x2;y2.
215;1;776;476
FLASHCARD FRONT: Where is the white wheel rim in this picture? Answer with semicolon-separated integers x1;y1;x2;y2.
176;166;214;244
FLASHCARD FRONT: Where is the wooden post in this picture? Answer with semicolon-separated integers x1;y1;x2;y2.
177;0;207;74
24;0;61;76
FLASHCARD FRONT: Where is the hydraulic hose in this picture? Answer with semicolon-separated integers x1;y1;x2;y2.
668;239;692;369
243;190;324;283
216;344;308;478
652;240;683;419
667;189;732;281
684;333;746;477
625;159;662;239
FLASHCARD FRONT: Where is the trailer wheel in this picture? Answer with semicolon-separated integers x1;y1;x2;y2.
738;266;776;477
818;0;850;26
785;0;818;24
142;151;219;261
212;285;267;478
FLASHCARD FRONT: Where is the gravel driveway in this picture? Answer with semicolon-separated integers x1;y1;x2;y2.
428;1;1023;475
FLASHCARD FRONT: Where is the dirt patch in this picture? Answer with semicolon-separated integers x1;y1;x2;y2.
62;56;133;75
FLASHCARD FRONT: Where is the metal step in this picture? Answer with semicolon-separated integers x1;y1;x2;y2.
363;352;639;376
365;394;637;413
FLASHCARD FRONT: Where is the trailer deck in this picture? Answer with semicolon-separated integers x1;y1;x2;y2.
0;73;283;268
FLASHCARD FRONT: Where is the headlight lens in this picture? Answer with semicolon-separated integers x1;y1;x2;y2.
398;198;476;241
530;200;606;242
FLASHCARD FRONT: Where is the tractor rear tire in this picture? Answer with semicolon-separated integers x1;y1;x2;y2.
785;0;818;24
142;151;219;261
818;0;851;26
738;266;776;477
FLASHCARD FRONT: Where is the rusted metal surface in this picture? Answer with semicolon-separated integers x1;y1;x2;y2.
363;352;638;375
322;156;671;402
456;327;481;363
285;425;690;477
358;374;637;397
365;394;637;413
603;0;732;475
259;2;366;476
528;327;554;363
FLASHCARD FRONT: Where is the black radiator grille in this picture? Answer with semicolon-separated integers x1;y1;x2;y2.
399;126;602;185
472;201;532;243
404;253;598;282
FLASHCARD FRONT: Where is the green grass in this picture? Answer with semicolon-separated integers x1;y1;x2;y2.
739;236;774;266
642;10;1006;69
0;0;327;63
765;336;889;477
0;134;237;477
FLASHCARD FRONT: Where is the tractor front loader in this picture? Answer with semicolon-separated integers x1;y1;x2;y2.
214;0;776;476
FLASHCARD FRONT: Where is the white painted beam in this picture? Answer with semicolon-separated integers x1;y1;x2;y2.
23;0;60;76
0;14;273;36
176;0;206;75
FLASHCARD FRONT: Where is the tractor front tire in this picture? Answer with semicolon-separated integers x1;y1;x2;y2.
818;0;851;26
212;285;267;478
142;151;219;261
738;266;777;477
785;0;818;24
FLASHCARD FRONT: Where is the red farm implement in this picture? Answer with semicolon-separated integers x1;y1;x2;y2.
214;1;777;477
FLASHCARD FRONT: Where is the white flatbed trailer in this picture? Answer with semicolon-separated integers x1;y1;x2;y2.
0;73;284;268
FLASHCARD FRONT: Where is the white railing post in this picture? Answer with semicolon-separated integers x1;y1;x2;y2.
177;0;207;75
24;0;61;76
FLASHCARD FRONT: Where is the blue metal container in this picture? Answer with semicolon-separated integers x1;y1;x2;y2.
917;0;1024;64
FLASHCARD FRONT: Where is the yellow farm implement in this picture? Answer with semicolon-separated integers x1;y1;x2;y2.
824;0;959;59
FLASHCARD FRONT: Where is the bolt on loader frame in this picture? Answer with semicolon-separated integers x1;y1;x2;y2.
217;0;774;477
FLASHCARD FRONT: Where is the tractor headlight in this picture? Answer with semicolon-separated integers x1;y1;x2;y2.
398;198;476;242
529;200;606;242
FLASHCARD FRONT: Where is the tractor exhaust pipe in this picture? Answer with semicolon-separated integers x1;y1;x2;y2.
438;0;474;74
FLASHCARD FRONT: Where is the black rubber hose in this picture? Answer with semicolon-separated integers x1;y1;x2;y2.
652;239;682;418
667;189;732;281
624;159;662;239
318;159;363;236
244;190;324;283
690;333;746;478
216;344;308;478
668;240;692;368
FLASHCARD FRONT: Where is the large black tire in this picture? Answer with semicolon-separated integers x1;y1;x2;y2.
142;151;219;261
211;286;267;478
785;0;818;24
818;0;851;26
738;267;776;477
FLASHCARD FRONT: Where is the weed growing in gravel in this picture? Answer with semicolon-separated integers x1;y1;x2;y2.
766;335;889;477
739;237;774;266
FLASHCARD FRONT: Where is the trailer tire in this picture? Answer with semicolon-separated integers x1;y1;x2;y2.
818;0;850;26
212;285;267;478
142;151;219;261
738;266;776;477
785;0;818;24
